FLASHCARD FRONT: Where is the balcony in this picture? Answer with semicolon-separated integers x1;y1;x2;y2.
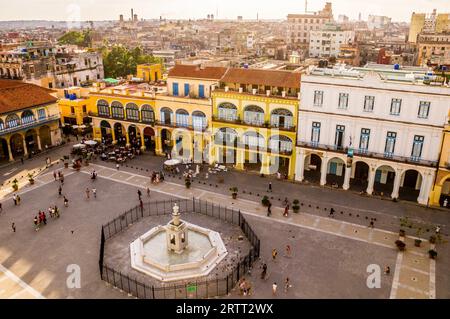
0;115;60;136
214;140;293;156
297;141;437;167
214;88;300;100
88;112;207;131
212;116;296;132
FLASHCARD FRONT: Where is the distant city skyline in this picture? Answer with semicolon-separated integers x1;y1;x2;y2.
0;0;449;22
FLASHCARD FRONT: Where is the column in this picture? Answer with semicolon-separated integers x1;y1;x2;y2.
125;132;130;147
320;156;328;186
235;149;245;170
7;137;14;162
22;135;28;156
342;164;352;190
36;134;42;151
260;153;270;175
140;133;146;151
366;166;376;195
417;171;434;205
288;153;296;180
111;128;116;144
155;129;163;155
391;169;403;199
295;148;305;182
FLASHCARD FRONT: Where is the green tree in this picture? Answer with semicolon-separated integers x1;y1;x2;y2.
102;45;162;78
58;30;91;47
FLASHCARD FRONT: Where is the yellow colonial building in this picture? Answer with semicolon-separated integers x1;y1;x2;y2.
57;87;94;126
211;68;301;179
429;117;450;207
0;80;61;162
88;64;226;159
136;63;163;82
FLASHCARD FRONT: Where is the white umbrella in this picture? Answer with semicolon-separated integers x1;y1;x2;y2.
73;144;86;149
79;125;87;129
84;140;97;146
72;125;79;129
164;159;181;166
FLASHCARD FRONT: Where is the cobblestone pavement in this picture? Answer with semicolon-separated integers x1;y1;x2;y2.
0;147;448;298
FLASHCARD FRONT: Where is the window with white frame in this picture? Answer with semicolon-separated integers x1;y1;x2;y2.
311;122;321;145
313;90;323;106
359;128;370;153
384;132;397;157
363;96;375;112
411;135;424;161
418;101;430;119
338;93;349;109
390;98;402;115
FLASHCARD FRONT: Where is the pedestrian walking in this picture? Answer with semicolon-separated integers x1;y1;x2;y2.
54;205;60;218
58;185;62;196
283;205;289;217
272;249;278;261
0;203;2;214
139;199;144;212
435;226;441;235
16;195;21;205
384;266;391;275
11;222;16;233
272;282;277;295
268;182;272;193
261;263;267;279
20;157;24;165
92;188;97;199
285;244;291;257
64;196;69;207
147;188;150;197
443;198;448;207
34;216;40;232
267;202;272;216
13;194;17;206
284;277;291;293
116;164;120;170
53;171;57;181
137;189;142;200
60;174;64;185
85;188;90;199
369;220;374;228
329;207;335;218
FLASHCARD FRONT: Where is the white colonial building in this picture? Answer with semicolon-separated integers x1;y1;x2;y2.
295;64;450;205
309;24;355;59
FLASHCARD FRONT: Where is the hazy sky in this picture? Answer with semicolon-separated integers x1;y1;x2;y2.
1;0;449;22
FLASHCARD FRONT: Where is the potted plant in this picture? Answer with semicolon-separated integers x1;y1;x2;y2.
185;177;191;189
230;186;238;199
428;249;437;259
12;178;19;191
261;196;270;207
292;199;300;213
28;173;35;185
429;235;436;244
395;240;406;251
414;228;423;247
63;155;69;168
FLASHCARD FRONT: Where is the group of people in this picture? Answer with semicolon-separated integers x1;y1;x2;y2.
53;170;65;184
12;194;22;206
33;205;61;232
150;171;164;184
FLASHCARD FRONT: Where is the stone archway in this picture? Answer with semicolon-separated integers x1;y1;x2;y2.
304;153;322;183
350;161;370;191
114;123;126;145
10;133;24;158
161;128;172;154
0;138;10;162
100;120;112;142
374;165;396;197
143;127;155;151
25;129;38;153
128;125;141;148
326;157;346;187
438;175;450;208
39;125;51;148
399;169;422;202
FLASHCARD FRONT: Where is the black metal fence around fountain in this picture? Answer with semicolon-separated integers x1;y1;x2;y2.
99;198;261;299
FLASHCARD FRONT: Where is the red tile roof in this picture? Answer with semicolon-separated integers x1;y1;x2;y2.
168;64;228;80
0;80;57;114
221;68;301;88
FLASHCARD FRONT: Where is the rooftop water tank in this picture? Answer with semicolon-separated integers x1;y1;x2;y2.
243;63;249;69
394;64;400;70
